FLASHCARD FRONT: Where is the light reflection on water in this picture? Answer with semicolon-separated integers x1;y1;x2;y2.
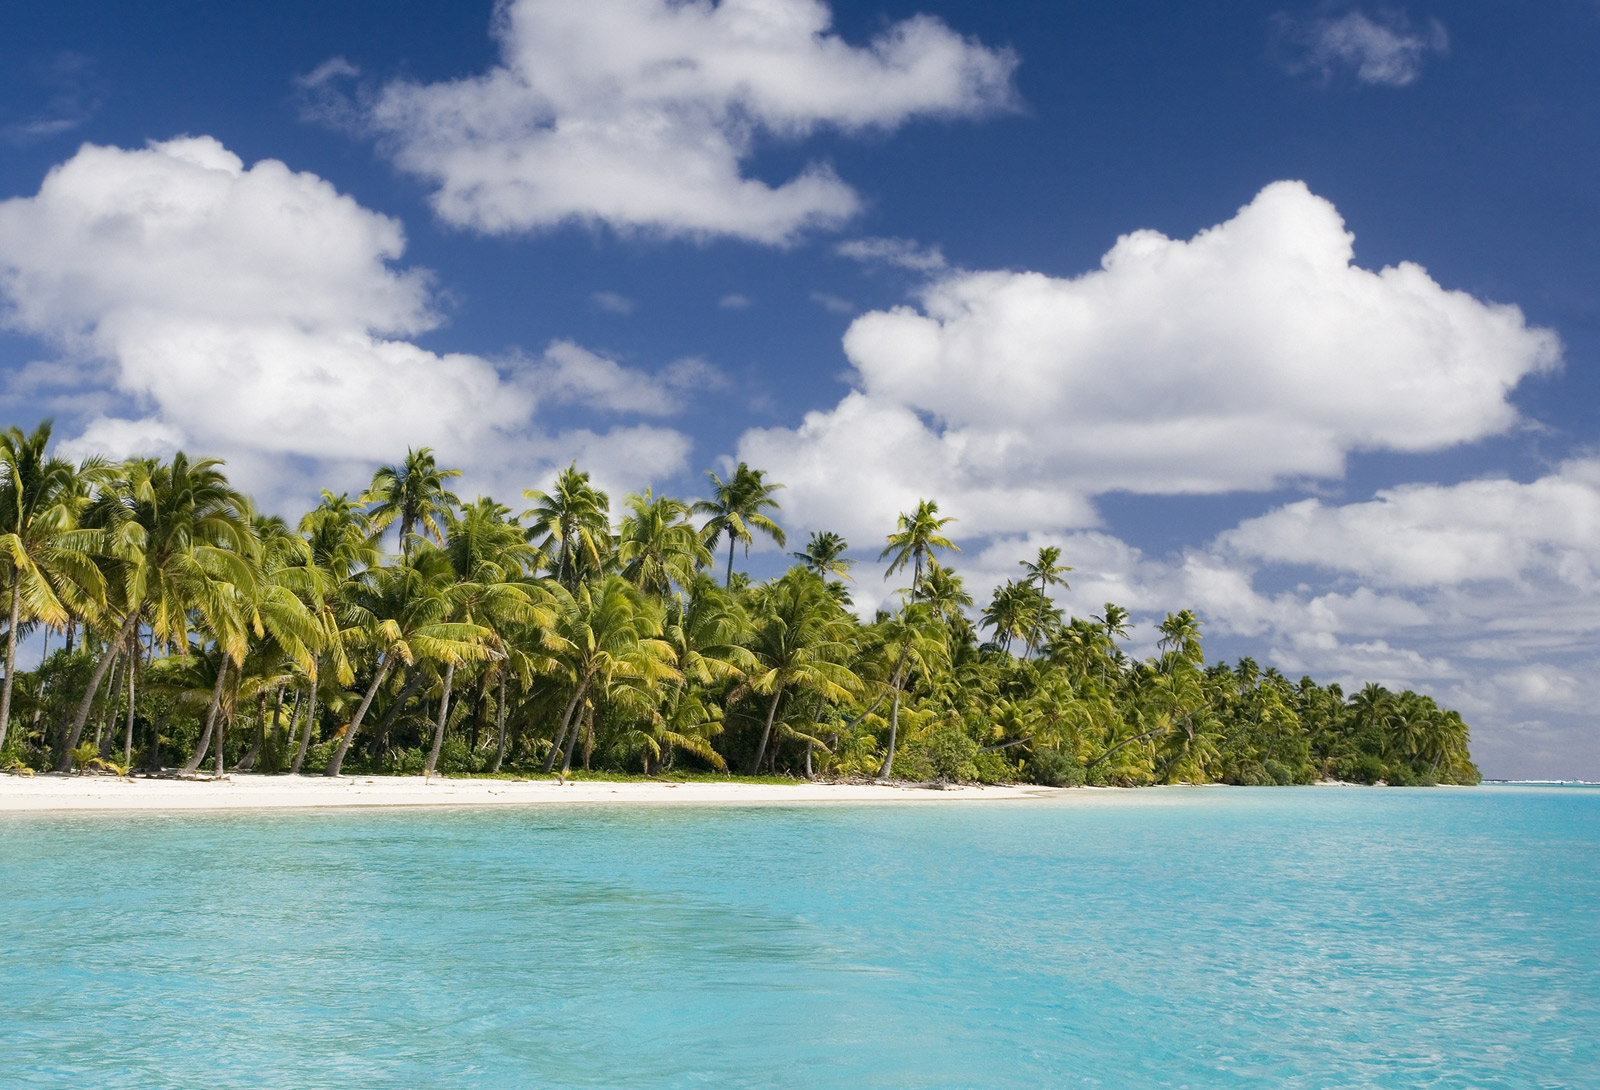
2;787;1597;1089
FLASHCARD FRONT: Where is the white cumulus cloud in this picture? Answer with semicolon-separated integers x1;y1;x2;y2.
1219;461;1600;590
0;137;692;506
739;181;1560;545
361;0;1017;244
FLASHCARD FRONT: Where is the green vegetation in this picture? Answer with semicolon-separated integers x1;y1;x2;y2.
0;421;1479;786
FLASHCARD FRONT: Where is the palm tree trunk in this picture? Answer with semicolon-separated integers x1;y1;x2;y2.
238;691;268;771
147;713;167;772
56;610;140;771
326;655;393;777
804;740;814;779
543;679;589;773
121;640;137;766
0;577;23;753
492;672;508;773
469;671;487;752
183;659;230;774
372;668;428;758
726;536;736;586
28;627;50;741
283;688;303;767
748;688;784;775
560;697;590;775
216;667;244;778
424;661;456;778
290;672;319;775
96;653;122;755
1086;726;1166;773
878;687;901;779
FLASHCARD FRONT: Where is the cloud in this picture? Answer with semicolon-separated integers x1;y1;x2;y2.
739;181;1559;545
1219;461;1600;590
1;52;103;147
1275;8;1449;87
810;291;855;314
591;290;635;314
358;0;1017;244
0;137;692;507
836;235;947;272
525;340;725;414
717;293;752;310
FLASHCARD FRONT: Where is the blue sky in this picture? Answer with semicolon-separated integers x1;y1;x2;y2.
1;0;1597;777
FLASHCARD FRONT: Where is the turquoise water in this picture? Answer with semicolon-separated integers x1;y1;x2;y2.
3;787;1597;1089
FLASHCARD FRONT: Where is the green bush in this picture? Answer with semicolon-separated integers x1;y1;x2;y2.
1263;759;1294;786
301;739;338;775
1336;753;1387;784
385;747;425;775
436;736;480;775
1026;747;1084;787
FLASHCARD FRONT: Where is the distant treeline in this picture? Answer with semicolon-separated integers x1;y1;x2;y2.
0;422;1477;786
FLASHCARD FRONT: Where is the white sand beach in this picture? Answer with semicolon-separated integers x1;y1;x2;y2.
0;773;1069;812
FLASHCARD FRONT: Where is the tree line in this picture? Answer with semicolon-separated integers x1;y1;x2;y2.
0;421;1478;786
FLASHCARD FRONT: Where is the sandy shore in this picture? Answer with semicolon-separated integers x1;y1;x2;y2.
0;772;1069;812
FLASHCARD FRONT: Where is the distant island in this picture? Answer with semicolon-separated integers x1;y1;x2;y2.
0;423;1477;789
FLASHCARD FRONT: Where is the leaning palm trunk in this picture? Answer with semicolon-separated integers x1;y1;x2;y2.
96;655;122;756
747;688;784;775
121;641;137;766
325;655;393;777
372;669;429;760
290;673;319;775
877;688;902;780
282;688;303;768
874;656;910;779
424;661;456;778
56;610;141;771
216;666;245;778
560;698;592;775
543;679;590;773
0;579;23;752
491;672;508;773
237;691;268;771
183;660;230;773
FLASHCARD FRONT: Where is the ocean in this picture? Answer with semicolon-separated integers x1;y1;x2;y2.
3;785;1596;1088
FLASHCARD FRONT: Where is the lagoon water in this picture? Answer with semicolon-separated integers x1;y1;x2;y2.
3;786;1598;1089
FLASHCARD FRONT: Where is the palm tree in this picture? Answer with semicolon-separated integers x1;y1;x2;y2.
539;575;680;774
790;531;854;581
362;447;462;558
523;463;611;590
425;502;553;777
694;463;786;586
618;490;709;599
1157;609;1204;667
918;564;974;627
1094;603;1132;646
286;492;376;774
0;423;104;752
880;499;958;598
873;602;948;779
59;454;257;772
325;547;494;777
1019;546;1071;655
735;568;860;774
980;581;1033;656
